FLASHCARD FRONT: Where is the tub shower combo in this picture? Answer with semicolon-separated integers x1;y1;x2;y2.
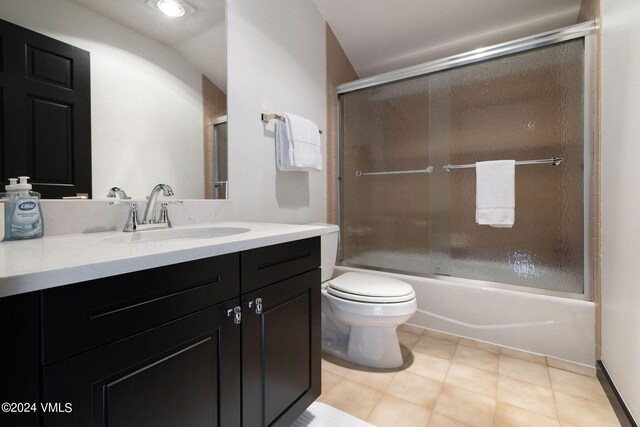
335;22;597;365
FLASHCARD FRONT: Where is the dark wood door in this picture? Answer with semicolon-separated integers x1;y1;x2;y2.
0;19;91;198
242;269;321;427
42;300;241;427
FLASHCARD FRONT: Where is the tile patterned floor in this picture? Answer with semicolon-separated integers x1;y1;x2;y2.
317;325;620;427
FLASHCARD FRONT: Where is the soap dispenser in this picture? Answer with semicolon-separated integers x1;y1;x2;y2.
7;176;44;240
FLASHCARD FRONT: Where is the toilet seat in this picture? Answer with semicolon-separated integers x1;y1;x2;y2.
326;272;416;303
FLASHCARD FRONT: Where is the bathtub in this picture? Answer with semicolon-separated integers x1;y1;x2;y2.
334;266;596;365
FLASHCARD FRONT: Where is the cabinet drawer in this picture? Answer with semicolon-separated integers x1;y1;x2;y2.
240;237;320;294
41;253;239;365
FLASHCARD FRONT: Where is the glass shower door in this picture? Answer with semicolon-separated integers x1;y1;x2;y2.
339;39;586;295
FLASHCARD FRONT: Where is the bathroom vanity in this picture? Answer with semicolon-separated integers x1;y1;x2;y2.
0;223;328;427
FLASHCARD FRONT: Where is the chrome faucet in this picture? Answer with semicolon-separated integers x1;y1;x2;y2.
142;184;174;225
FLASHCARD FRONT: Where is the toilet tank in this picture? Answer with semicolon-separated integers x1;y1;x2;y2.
320;225;340;282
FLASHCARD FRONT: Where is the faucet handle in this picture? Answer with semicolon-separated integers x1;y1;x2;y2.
110;201;138;232
159;201;183;227
106;187;131;200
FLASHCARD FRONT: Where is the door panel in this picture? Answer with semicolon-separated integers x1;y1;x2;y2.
263;293;310;425
105;337;216;427
42;300;241;427
242;269;321;427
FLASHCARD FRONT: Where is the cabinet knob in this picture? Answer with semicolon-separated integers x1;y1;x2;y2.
227;306;242;325
248;298;263;315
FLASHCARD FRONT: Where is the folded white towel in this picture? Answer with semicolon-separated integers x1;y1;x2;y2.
276;113;322;171
475;160;515;228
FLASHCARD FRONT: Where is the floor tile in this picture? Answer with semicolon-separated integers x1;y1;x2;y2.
452;344;499;373
499;355;551;388
367;395;432;427
428;413;470;427
414;336;458;360
318;369;341;401
344;366;397;392
496;376;556;418
398;330;421;350
444;362;498;399
546;356;596;377
399;323;426;335
554;391;620;427
458;337;500;354
319;345;619;427
494;402;560;427
500;347;547;365
433;384;496;427
406;351;451;382
422;329;461;344
386;371;443;408
548;367;608;402
321;378;383;420
321;353;354;377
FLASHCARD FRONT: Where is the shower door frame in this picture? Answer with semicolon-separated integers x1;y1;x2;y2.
336;21;597;301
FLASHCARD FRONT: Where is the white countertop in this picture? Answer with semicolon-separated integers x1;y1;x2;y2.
0;222;337;298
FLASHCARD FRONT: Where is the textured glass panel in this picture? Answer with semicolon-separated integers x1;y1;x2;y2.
340;39;585;294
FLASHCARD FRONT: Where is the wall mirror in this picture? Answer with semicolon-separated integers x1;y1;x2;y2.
0;0;227;200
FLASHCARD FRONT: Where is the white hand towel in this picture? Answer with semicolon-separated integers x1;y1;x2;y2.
275;113;322;171
475;160;515;228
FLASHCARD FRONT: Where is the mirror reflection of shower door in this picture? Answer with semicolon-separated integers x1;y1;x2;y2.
212;117;228;199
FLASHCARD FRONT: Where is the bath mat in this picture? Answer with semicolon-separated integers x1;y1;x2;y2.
290;402;375;427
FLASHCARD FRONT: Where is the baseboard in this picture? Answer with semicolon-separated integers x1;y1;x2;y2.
597;361;638;427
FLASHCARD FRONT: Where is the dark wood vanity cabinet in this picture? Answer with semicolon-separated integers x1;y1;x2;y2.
0;237;321;427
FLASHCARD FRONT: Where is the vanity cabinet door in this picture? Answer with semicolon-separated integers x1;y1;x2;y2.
42;299;241;427
241;269;321;427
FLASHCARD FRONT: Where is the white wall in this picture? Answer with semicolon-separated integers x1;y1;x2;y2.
225;0;327;224
0;0;204;199
601;0;640;422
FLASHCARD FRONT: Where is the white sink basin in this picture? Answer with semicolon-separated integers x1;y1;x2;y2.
102;226;251;244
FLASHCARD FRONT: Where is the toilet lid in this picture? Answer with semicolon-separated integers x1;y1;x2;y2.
327;272;416;303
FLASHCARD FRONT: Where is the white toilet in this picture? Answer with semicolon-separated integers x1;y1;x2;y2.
320;227;417;368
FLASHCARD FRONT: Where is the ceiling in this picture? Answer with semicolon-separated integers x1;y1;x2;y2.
313;0;583;78
71;0;226;92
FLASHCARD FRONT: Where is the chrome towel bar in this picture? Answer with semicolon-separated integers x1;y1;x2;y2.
261;113;323;134
443;157;563;172
355;166;434;177
354;157;563;177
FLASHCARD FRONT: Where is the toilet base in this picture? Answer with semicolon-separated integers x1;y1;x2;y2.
347;325;404;368
322;324;404;369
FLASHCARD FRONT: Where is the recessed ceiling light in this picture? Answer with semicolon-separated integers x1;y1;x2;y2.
146;0;196;18
157;0;185;17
